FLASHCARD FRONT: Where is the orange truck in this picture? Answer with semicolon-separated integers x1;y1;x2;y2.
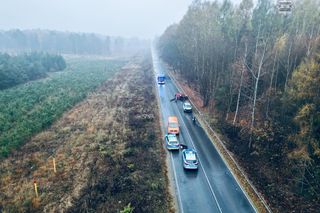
168;116;179;135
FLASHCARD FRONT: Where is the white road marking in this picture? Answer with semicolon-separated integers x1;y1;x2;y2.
170;152;185;213
152;48;185;213
178;113;223;213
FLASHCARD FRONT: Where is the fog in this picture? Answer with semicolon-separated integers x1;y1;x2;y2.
0;0;246;39
0;0;197;39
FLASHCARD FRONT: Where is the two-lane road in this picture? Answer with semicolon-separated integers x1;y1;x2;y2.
152;47;256;213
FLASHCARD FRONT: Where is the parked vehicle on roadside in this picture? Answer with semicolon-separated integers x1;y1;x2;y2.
157;74;165;84
175;92;188;101
183;102;192;112
182;148;199;170
165;134;180;150
167;116;179;135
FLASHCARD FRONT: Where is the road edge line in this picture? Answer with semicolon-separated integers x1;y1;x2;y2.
151;47;184;213
167;69;272;213
177;110;223;213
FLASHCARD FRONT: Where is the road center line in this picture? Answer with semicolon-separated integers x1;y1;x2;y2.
178;113;223;213
165;68;223;213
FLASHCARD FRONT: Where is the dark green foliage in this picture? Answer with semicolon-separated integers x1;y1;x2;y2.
0;52;66;89
120;203;134;213
0;58;125;157
283;43;320;205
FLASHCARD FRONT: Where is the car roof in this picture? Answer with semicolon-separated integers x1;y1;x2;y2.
184;102;191;105
184;149;197;160
168;116;178;123
185;151;197;160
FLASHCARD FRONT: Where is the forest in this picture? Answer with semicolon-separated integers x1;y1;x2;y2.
158;0;320;211
0;29;149;56
0;52;66;89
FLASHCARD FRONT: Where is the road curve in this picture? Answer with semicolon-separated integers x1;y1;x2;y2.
152;47;256;213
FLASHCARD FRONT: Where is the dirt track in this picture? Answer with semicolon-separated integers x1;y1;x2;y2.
0;54;171;213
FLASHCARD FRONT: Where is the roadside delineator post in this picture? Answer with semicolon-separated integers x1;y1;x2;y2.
34;180;39;198
53;158;56;173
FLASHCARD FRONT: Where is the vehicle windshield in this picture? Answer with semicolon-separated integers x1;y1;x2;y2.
169;140;178;145
169;123;178;128
168;134;177;140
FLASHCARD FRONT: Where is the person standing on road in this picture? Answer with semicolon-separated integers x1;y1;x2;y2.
192;115;196;124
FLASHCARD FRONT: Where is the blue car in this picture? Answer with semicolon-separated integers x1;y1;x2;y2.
157;74;165;85
182;148;199;170
165;134;180;150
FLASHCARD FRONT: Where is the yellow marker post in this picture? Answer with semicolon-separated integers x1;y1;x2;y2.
34;180;39;198
53;158;56;173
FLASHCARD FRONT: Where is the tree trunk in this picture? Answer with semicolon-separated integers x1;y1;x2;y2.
254;22;261;60
284;41;293;92
249;42;267;149
233;42;248;125
306;23;315;57
266;48;278;118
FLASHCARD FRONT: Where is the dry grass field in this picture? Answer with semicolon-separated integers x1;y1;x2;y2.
0;54;171;213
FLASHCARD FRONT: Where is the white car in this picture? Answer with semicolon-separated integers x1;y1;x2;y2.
165;134;180;150
183;102;192;113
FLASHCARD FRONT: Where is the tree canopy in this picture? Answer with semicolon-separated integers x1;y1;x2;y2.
0;52;66;90
158;0;320;211
0;29;149;56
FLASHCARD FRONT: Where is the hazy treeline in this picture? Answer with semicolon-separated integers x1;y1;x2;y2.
0;52;66;89
0;29;149;56
158;0;320;211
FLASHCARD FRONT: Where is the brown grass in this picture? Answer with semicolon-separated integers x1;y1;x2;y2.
0;54;171;213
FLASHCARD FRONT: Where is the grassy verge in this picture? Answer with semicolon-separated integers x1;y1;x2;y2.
64;54;172;212
0;58;125;157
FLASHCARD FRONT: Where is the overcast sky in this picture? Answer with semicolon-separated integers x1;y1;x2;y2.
0;0;198;39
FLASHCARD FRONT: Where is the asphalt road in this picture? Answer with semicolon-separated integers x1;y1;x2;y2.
151;47;256;213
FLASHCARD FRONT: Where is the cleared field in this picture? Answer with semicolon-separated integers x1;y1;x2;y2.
0;58;125;157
